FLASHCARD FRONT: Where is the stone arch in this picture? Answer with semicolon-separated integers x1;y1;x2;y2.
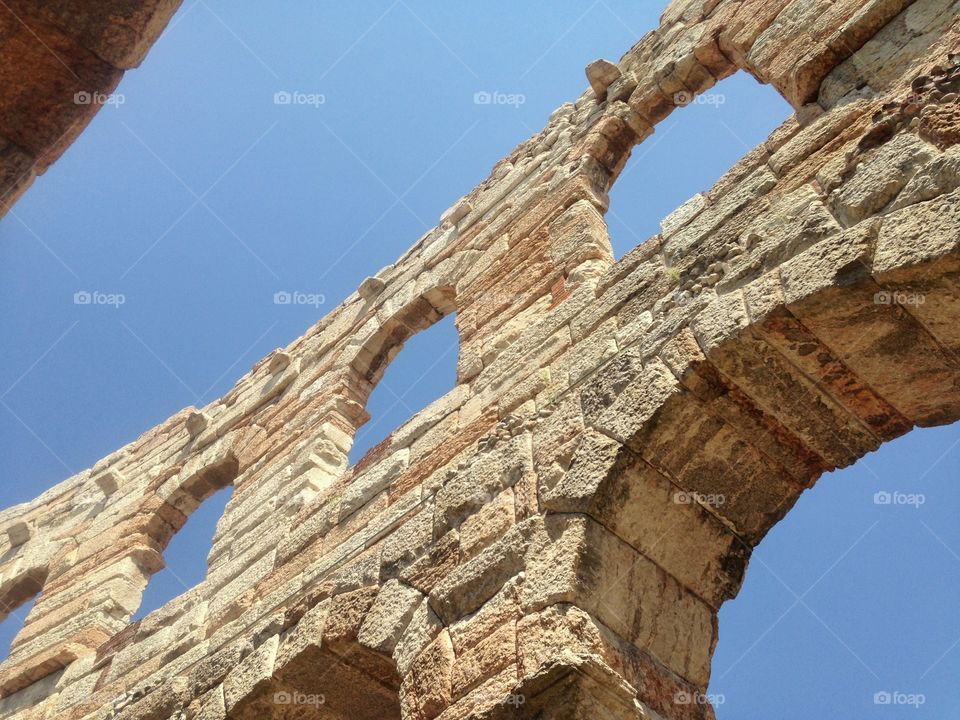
486;20;960;716
0;439;243;698
90;440;244;631
335;283;460;466
132;446;240;616
0;567;47;630
178;586;408;720
353;286;458;387
0;2;957;719
533;147;960;720
578;0;958;210
0;565;49;663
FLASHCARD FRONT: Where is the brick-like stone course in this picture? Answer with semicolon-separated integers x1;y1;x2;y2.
2;0;960;718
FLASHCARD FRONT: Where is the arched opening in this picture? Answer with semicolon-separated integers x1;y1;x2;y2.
134;484;234;621
266;638;401;720
133;450;239;622
553;65;960;714
709;425;960;718
606;72;793;259
348;312;459;466
223;593;403;720
0;569;46;663
343;285;460;469
0;600;34;664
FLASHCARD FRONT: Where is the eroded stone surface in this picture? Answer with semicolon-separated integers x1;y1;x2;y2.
2;1;960;719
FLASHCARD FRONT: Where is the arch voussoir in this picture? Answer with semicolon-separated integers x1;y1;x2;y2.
2;1;960;719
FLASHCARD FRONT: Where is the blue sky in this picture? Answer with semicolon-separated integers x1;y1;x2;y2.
0;2;957;717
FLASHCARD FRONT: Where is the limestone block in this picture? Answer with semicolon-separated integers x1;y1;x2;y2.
404;630;455;720
889;144;960;211
94;469;124;496
275;598;330;672
340;449;408;519
820;0;959;106
222;634;279;713
429;519;535;625
394;597;443;676
458;489;516;561
433;434;531;536
874;187;960;272
586;59;622;102
187;638;253;699
831;133;939;225
548;199;615;275
663;166;777;263
449;621;516;699
589;357;680;446
660;192;708;238
358;580;424;654
191;686;226;720
529;515;715;685
358;276;387;300
6;521;31;547
768;99;869;176
266;350;291;374
440;199;473;228
185;411;210;439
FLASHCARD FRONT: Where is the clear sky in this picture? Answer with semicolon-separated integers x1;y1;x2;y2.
0;2;957;718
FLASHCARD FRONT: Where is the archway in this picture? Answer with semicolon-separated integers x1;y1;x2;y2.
134;482;235;621
130;447;241;621
540;177;960;718
530;13;960;711
348;312;460;467
227;637;402;720
709;425;960;717
338;284;461;470
606;72;793;259
0;568;47;662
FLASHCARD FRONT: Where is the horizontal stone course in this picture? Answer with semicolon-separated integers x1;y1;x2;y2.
2;0;960;718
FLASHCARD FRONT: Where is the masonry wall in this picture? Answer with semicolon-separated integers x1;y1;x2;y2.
1;1;959;718
0;0;183;213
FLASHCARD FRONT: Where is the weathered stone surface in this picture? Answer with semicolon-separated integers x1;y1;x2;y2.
3;1;959;718
7;0;183;69
830;133;939;225
586;59;622;100
403;630;455;720
358;276;387;300
0;0;178;210
222;634;279;713
358;580;424;654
